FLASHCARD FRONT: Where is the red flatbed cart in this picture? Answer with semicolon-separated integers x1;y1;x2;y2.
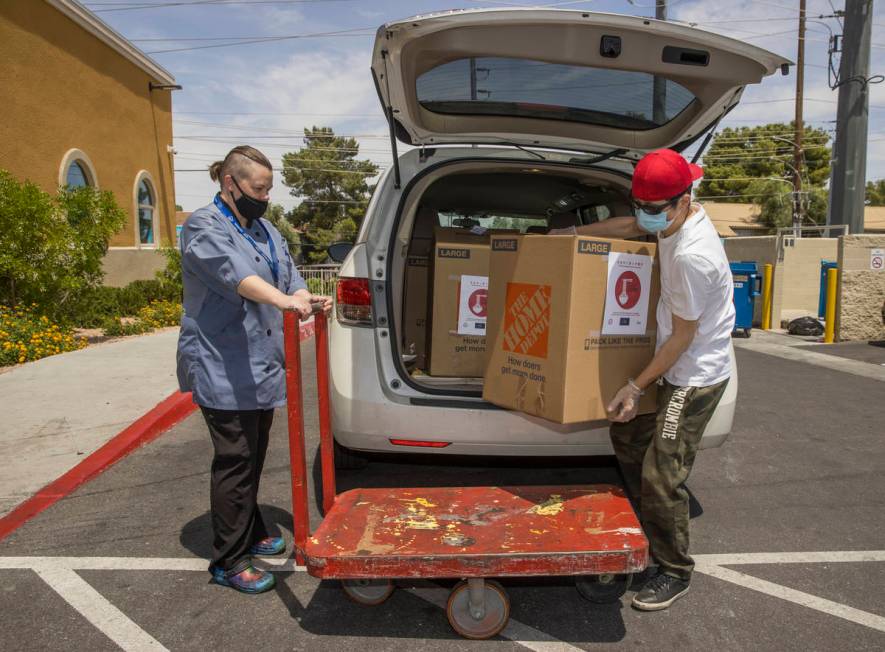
284;311;648;640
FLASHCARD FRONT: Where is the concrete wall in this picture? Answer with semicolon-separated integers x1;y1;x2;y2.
102;249;167;288
724;236;838;327
776;238;838;325
0;3;176;249
724;236;777;325
836;234;885;342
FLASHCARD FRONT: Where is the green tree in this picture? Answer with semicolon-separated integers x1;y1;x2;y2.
0;170;125;316
745;178;829;229
865;179;885;205
262;202;302;260
281;127;378;263
697;123;831;203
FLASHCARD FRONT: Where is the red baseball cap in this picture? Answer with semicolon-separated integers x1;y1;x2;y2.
631;149;704;202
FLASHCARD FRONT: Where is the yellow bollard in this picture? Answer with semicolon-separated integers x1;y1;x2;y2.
824;267;838;343
761;263;773;330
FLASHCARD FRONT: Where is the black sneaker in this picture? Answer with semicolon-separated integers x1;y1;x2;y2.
631;572;690;611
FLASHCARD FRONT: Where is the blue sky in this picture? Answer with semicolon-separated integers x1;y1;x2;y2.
83;0;885;211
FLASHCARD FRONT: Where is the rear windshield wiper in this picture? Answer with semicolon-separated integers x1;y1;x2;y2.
569;148;630;167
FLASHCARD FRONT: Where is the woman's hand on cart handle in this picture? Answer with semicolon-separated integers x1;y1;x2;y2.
276;291;313;319
308;294;333;315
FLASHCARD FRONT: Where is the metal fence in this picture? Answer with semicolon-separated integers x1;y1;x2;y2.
298;264;340;296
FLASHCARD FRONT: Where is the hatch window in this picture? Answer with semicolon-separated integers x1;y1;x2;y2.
416;57;696;130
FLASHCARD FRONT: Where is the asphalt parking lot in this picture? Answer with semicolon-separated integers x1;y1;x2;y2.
2;340;884;651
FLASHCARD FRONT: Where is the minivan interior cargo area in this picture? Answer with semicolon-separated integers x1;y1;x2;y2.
392;165;634;394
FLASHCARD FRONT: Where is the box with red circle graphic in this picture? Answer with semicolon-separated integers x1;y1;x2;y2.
484;234;660;424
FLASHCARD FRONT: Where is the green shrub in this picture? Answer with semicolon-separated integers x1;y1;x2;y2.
0;304;86;366
0;171;125;319
306;277;325;295
155;246;182;298
66;278;181;328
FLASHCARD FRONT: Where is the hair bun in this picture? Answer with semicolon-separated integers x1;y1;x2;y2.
208;161;223;182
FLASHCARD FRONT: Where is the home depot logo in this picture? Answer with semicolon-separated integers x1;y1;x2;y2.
502;283;551;358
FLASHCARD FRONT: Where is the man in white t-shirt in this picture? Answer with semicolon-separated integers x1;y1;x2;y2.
560;149;735;611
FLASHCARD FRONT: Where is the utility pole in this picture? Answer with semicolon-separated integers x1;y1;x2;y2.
793;0;806;234
652;1;668;125
828;0;874;235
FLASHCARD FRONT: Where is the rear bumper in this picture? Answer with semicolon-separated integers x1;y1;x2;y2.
331;375;736;457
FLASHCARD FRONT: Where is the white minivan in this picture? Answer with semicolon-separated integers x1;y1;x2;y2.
327;8;789;466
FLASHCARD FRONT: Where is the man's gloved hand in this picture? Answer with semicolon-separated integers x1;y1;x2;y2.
607;382;642;423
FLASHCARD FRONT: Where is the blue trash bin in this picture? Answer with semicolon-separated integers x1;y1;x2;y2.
730;261;762;337
818;260;838;318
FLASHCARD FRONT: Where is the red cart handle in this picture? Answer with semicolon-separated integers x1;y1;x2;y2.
284;309;336;565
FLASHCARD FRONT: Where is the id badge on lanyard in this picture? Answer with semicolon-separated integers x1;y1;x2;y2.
214;194;280;287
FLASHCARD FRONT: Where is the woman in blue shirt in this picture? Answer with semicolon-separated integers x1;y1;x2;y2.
177;145;330;594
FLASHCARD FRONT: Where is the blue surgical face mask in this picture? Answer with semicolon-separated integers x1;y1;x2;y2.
637;209;670;233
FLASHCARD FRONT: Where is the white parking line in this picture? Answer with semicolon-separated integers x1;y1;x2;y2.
33;565;168;651
695;550;885;565
0;556;301;572
4;556;571;651
696;564;885;634
3;552;885;650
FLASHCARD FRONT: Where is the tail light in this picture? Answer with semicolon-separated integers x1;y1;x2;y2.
336;277;373;327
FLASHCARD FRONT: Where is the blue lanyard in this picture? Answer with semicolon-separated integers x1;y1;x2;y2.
214;194;280;286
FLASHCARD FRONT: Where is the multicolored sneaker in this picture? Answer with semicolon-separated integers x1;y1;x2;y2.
249;536;286;556
210;564;276;594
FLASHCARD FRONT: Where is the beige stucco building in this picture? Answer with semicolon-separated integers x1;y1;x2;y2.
0;0;178;285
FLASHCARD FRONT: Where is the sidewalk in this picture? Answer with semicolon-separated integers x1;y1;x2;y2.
0;329;182;517
732;329;885;382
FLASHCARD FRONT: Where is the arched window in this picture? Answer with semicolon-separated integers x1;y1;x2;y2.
58;149;98;189
133;171;160;247
66;161;90;188
138;178;155;245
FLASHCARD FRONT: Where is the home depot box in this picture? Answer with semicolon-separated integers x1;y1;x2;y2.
483;234;660;423
427;227;492;377
403;237;432;369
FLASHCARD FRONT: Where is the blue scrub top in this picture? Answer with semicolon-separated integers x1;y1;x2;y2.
176;197;307;410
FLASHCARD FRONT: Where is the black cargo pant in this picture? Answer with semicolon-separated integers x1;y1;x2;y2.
200;407;273;576
609;378;729;581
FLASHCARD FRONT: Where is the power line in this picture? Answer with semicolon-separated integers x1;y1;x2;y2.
174;133;389;139
174;111;383;117
175;167;383;175
88;0;358;12
144;27;373;54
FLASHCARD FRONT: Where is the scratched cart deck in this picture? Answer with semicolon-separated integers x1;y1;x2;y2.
305;484;648;579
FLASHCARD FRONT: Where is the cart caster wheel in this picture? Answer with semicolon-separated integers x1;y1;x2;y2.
341;578;394;605
575;573;632;604
446;579;510;640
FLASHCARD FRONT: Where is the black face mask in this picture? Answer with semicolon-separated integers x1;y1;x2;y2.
230;177;268;225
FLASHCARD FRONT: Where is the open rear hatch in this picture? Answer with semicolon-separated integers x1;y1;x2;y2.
372;8;790;155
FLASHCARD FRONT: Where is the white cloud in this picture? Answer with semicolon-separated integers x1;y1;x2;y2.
173;49;391;211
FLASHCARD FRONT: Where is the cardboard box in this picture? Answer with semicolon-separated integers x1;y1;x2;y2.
483;234;660;423
427;227;492;377
402;238;432;369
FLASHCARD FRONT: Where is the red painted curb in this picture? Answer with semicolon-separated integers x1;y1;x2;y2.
0;320;316;541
